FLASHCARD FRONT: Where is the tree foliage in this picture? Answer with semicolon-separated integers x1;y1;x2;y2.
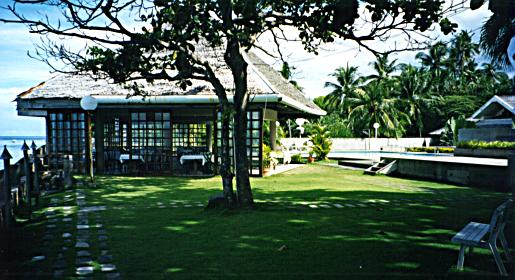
1;0;467;207
319;30;513;139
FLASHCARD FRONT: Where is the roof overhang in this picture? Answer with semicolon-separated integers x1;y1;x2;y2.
468;95;515;121
91;94;326;116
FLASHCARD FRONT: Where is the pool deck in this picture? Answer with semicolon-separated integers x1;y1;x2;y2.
381;154;507;167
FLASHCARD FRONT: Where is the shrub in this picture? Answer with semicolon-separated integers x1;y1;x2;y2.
309;124;332;160
406;147;454;153
457;140;515;150
262;144;278;169
290;153;304;164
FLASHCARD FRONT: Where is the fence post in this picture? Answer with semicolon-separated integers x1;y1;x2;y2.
21;141;31;219
509;152;515;202
31;141;40;206
1;145;12;227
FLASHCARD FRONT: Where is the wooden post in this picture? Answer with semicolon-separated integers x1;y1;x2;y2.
509;152;515;201
31;141;40;205
21;141;31;219
1;145;12;227
270;120;277;151
85;111;94;183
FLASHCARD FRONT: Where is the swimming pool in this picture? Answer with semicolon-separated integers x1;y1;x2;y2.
326;150;453;160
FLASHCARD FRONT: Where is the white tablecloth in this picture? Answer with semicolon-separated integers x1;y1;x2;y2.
119;154;144;164
180;154;206;165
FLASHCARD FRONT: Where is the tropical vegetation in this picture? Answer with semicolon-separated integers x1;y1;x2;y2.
308;124;332;160
309;30;513;141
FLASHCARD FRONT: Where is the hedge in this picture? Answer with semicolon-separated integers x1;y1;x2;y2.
406;147;455;153
457;140;515;150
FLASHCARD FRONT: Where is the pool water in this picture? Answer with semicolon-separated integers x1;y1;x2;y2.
326;150;453;160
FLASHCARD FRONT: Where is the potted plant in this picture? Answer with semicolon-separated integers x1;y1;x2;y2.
262;144;278;175
307;150;315;163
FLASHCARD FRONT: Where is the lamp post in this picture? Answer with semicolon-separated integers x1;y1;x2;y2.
80;96;98;183
295;118;306;138
373;122;380;138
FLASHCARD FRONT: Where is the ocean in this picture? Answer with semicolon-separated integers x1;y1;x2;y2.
0;136;46;170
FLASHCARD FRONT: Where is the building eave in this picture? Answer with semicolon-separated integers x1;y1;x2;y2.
468;95;515;121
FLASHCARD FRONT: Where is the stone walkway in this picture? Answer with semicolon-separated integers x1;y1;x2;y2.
31;182;120;279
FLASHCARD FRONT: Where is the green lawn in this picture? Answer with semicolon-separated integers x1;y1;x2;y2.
6;164;513;279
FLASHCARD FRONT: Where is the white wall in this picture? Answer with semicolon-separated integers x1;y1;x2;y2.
280;137;431;151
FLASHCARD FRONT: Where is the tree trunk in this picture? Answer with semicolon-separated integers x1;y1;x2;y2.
225;39;254;208
203;61;236;208
220;108;236;208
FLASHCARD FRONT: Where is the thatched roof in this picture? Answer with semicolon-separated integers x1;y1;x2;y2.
17;47;323;115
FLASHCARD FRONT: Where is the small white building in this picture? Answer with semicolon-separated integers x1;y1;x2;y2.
458;95;515;142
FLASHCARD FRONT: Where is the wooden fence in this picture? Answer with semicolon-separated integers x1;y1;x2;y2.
0;141;46;228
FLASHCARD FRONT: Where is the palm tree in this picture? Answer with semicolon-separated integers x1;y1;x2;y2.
449;30;480;77
396;64;433;137
367;54;398;82
471;0;515;67
324;64;364;114
346;82;409;138
416;42;449;74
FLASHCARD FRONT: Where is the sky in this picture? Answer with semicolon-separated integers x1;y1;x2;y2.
0;1;513;136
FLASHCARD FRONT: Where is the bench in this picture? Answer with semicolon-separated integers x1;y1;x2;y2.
451;199;513;276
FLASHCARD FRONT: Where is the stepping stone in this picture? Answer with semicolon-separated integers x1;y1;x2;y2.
75;242;90;249
79;206;107;212
319;204;331;208
76;266;94;276
77;225;90;230
48;218;58;223
357;204;367;207
77;250;91;257
196;204;204;207
157;202;163;205
53;259;67;269
99;242;109;250
98;235;108;241
43;234;53;241
101;264;117;272
308;205;318;209
63;206;73;210
158;205;166;209
31;255;46;262
106;272;121;279
100;250;110;255
98;255;113;264
344;204;355;208
76;236;90;243
184;204;192;208
60;246;69;252
53;269;65;278
333;204;344;208
76;257;93;266
63;217;73;222
46;224;57;229
62;233;72;238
